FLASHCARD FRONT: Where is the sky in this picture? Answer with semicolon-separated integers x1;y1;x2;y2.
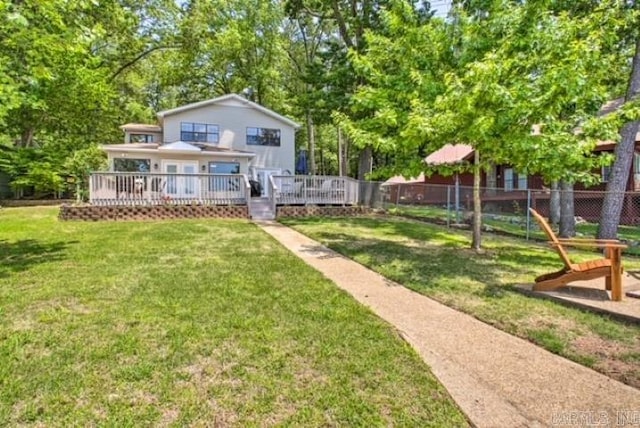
430;0;453;18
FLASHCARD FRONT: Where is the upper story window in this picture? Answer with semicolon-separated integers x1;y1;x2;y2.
181;122;219;143
128;133;154;143
247;127;280;146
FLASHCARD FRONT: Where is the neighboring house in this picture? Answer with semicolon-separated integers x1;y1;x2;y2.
414;139;640;192
102;94;300;197
385;137;640;223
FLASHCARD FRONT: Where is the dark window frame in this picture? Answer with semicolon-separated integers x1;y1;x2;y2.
113;158;151;173
128;133;154;143
208;162;241;192
246;127;281;147
208;161;240;175
503;167;527;191
180;122;219;143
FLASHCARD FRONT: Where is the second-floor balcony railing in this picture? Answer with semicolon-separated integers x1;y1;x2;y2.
89;172;250;206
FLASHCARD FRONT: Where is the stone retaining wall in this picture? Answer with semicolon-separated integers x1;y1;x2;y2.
60;204;249;221
277;205;371;218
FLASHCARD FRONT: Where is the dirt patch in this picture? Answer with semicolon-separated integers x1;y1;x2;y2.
526;314;580;332
570;335;640;388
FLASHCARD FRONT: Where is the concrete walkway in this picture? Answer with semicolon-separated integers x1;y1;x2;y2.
258;221;640;428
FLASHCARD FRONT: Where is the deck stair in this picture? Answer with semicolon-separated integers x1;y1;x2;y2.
250;197;275;220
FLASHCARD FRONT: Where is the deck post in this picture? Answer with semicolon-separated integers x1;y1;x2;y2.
89;174;94;204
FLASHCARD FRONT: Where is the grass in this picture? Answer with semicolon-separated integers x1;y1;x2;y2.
281;215;640;388
389;204;640;255
0;207;467;426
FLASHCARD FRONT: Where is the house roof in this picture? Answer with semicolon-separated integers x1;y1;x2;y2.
101;143;256;158
424;144;474;165
120;123;162;133
382;173;425;186
158;141;202;152
157;94;302;129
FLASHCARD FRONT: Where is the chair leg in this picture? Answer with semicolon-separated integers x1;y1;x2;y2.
608;248;623;301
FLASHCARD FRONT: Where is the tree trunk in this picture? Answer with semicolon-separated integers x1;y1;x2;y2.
357;145;372;180
559;180;575;238
20;127;35;148
471;150;482;250
549;181;560;226
338;127;344;176
598;37;640;239
341;132;349;176
76;182;82;204
307;113;316;175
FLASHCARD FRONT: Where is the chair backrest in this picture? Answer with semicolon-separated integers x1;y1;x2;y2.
529;208;573;269
321;179;334;190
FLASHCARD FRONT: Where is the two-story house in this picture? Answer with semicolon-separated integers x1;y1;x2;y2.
101;94;300;197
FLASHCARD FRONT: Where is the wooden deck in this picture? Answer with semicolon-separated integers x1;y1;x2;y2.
89;173;359;207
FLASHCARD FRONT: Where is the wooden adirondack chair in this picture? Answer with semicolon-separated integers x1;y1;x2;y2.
529;208;627;301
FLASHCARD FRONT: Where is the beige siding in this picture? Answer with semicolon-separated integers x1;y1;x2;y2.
106;151;250;174
161;98;295;172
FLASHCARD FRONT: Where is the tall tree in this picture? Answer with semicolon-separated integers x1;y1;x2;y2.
598;32;640;238
339;0;628;249
176;0;287;109
282;14;334;174
0;0;180;197
286;0;395;179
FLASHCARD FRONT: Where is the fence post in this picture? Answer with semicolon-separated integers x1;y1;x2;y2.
447;185;451;228
455;176;460;224
526;189;531;240
396;183;401;207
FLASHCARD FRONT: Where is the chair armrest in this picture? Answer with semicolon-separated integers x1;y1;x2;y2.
551;240;628;249
557;238;622;244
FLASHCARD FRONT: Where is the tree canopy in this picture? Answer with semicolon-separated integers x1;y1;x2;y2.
0;0;637;239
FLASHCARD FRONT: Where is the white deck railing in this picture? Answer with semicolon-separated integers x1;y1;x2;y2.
89;172;249;206
270;175;359;205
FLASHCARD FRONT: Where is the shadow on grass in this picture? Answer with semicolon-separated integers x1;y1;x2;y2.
0;239;76;278
284;216;563;299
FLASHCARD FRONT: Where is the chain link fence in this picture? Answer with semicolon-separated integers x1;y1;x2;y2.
373;182;640;253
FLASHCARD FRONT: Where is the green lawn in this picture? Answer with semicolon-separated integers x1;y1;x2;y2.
0;207;467;426
389;204;640;255
282;216;640;388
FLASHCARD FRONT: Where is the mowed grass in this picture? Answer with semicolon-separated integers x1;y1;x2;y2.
0;207;467;426
282;216;640;388
390;204;640;255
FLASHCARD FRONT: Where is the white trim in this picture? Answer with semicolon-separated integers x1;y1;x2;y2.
254;167;282;197
158;141;202;152
156;94;301;129
101;145;256;158
162;160;200;198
